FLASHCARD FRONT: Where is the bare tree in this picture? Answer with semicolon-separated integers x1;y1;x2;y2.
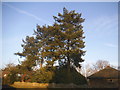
80;60;110;77
92;60;110;72
3;63;16;71
80;64;95;77
110;65;118;70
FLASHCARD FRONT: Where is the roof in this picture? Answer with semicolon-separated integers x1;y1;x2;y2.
87;66;120;79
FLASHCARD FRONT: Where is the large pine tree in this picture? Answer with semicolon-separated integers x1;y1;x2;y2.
15;8;86;84
52;7;85;69
16;7;85;71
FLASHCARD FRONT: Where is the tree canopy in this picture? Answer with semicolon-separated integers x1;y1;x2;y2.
14;7;86;84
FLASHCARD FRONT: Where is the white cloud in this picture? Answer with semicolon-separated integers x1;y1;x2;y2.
84;14;118;48
3;3;51;24
105;43;117;48
84;14;118;37
96;15;117;33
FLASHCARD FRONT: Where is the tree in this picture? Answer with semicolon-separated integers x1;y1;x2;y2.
15;8;86;84
3;63;16;71
15;36;39;71
2;63;20;84
35;7;85;70
80;64;94;77
34;25;54;68
53;7;85;69
92;60;110;72
15;36;41;82
31;67;55;83
80;60;110;77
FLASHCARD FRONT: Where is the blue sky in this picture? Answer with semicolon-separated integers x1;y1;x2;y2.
1;2;118;68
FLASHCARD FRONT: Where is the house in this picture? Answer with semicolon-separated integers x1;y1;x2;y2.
87;66;120;88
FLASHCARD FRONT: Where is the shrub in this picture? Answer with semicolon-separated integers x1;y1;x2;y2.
51;65;87;85
31;67;54;83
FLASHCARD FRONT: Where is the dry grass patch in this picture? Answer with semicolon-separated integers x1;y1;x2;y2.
11;82;88;88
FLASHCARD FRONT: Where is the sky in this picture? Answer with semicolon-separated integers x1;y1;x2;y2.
1;2;118;68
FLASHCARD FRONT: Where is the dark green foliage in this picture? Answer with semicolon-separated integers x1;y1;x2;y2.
15;36;39;71
6;71;19;84
52;7;85;69
2;65;21;85
2;74;16;85
34;7;85;70
51;65;87;85
16;7;85;69
14;8;86;84
31;67;55;83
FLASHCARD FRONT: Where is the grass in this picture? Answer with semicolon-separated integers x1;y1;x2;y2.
10;82;48;88
10;82;88;88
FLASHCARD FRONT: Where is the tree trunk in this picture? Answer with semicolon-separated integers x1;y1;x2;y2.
67;56;71;83
67;39;71;83
40;63;42;68
40;58;43;68
21;74;26;82
67;39;70;71
67;56;70;72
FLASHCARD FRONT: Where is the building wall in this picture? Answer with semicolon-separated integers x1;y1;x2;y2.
88;78;119;88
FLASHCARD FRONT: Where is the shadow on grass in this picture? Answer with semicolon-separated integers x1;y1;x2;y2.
2;84;16;90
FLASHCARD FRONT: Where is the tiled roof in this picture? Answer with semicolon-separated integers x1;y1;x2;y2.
87;66;120;79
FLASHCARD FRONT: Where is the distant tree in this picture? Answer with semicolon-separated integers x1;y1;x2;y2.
92;60;110;72
110;65;118;70
80;64;94;77
81;60;110;77
3;63;15;71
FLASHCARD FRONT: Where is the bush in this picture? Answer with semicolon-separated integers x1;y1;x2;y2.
31;67;54;83
51;65;87;85
2;72;20;85
30;65;87;85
